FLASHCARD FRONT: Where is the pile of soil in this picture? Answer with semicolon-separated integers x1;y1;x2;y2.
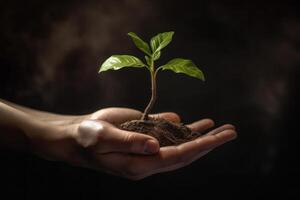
120;118;202;147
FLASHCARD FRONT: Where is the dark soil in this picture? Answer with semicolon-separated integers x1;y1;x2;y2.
120;118;202;147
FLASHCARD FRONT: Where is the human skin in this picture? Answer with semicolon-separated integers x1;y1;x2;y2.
0;99;237;180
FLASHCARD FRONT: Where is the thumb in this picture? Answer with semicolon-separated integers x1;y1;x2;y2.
76;120;160;155
98;126;160;154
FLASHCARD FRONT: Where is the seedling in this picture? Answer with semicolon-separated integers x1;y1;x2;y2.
99;31;204;119
98;31;205;146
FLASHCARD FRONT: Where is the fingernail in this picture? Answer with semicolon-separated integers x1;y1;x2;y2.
144;140;159;154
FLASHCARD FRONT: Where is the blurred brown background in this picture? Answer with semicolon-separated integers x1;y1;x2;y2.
0;0;299;199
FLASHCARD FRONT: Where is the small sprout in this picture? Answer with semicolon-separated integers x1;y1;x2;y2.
99;31;205;120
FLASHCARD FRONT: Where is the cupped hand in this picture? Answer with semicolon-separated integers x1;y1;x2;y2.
76;108;236;180
30;108;237;180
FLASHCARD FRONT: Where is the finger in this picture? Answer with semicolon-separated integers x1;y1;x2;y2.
149;112;181;123
92;125;237;180
125;128;237;177
91;108;142;125
205;124;235;136
186;119;215;133
93;149;213;180
135;149;213;179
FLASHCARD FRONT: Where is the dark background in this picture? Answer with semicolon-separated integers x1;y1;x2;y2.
1;0;299;199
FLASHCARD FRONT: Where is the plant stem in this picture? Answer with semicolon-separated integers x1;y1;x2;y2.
141;68;157;120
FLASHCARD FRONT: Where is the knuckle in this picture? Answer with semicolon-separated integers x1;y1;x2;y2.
77;120;107;148
123;133;139;151
90;109;107;120
123;132;136;143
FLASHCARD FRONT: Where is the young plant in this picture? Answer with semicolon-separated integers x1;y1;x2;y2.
99;31;205;121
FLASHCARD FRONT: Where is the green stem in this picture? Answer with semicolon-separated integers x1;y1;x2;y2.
141;60;157;120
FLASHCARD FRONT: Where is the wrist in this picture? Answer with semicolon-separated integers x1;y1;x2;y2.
0;100;83;163
0;102;39;152
0;102;59;151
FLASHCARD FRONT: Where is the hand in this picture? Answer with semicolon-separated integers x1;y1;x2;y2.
0;102;237;180
48;108;236;180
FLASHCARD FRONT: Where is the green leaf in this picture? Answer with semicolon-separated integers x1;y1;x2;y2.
128;32;151;56
150;31;174;54
160;58;205;80
153;50;161;61
99;55;146;73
